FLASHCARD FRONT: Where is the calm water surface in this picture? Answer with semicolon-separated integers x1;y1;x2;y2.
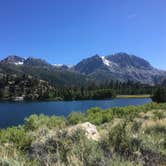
0;98;151;128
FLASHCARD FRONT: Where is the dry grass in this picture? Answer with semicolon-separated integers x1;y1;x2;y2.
116;94;150;98
141;118;166;132
138;111;154;119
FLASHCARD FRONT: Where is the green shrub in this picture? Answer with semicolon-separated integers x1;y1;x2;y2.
0;157;19;166
0;127;32;150
47;116;66;129
24;114;65;130
87;107;102;115
24;114;40;130
86;107;113;125
153;111;165;120
145;124;166;134
108;122;130;153
131;121;142;132
67;112;85;125
69;129;105;166
109;157;141;166
101;110;113;123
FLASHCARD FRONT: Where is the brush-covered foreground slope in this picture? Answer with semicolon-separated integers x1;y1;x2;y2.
74;53;166;85
0;103;166;166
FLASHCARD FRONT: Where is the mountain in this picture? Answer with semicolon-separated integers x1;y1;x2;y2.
0;55;88;87
74;55;108;74
1;55;25;65
106;53;152;69
74;53;166;85
24;57;51;67
53;64;71;70
1;53;166;85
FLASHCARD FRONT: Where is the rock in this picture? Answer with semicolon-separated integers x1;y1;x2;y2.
13;96;24;101
69;122;100;141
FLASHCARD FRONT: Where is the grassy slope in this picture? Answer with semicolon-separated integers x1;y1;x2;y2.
0;102;166;166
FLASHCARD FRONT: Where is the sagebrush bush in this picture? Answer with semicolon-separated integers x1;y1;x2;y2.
0;157;19;166
24;114;65;131
0;127;32;151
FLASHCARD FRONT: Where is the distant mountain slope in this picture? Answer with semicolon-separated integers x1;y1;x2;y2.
74;53;166;85
0;56;88;87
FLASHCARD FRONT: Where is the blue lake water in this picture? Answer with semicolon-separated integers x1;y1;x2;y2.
0;98;151;128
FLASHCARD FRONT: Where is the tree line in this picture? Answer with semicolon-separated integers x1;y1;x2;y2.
0;73;165;101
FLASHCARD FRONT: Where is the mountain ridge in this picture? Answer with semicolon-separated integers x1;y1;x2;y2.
0;53;166;85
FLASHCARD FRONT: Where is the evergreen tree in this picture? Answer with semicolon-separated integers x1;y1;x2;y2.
152;87;166;103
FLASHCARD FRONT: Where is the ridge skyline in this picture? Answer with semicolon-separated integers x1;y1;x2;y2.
0;52;165;70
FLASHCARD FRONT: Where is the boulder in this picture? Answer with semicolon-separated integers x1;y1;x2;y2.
69;122;100;141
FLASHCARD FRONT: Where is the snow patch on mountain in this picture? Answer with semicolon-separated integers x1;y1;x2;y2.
101;56;118;68
67;64;74;68
14;61;24;65
53;64;63;67
101;56;110;66
53;64;73;68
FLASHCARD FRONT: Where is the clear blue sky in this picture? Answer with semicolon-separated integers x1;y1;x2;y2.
0;0;166;69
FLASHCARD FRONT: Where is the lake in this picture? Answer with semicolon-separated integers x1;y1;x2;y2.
0;98;151;128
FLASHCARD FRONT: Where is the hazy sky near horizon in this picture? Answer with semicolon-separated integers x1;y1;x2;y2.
0;0;166;69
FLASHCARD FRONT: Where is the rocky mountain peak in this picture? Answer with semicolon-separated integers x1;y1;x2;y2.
74;54;106;74
106;53;153;70
1;55;25;65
